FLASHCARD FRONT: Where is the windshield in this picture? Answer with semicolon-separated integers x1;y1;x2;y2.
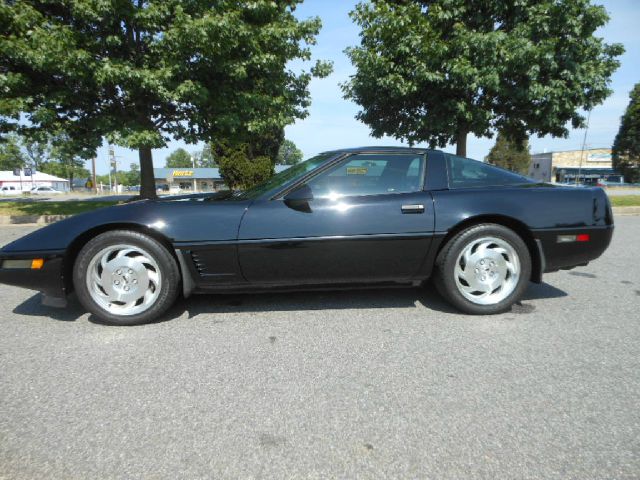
235;153;334;199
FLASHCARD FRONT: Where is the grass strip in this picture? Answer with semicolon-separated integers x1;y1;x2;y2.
610;195;640;207
0;201;118;217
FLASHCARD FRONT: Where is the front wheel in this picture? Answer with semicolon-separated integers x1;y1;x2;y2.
434;224;532;314
73;230;181;325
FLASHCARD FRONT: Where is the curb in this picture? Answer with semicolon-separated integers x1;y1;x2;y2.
0;214;70;225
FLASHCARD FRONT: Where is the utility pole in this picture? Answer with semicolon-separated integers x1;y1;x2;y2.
106;148;112;192
109;145;118;193
576;110;591;186
91;156;97;194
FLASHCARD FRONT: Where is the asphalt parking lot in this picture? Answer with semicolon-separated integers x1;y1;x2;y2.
1;218;639;479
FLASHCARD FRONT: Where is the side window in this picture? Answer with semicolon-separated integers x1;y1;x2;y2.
306;154;425;198
446;154;530;189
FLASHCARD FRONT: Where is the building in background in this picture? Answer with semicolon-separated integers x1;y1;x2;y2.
154;166;291;193
528;148;623;185
0;170;69;191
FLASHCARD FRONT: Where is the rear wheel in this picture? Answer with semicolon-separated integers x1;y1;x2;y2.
73;230;180;325
434;224;531;314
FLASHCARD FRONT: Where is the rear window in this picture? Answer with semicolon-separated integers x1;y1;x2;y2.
446;154;532;189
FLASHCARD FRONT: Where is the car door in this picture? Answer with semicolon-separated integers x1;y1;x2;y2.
238;153;435;285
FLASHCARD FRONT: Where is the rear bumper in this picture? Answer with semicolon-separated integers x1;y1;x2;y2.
534;225;614;273
0;250;67;304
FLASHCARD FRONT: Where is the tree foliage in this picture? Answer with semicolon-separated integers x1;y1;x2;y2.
612;83;640;183
165;148;193;168
38;139;90;186
215;141;273;190
39;160;90;185
277;139;304;165
344;0;624;156
193;144;216;168
0;132;90;187
486;133;531;175
0;0;332;198
215;126;285;188
21;135;49;171
0;134;25;171
123;163;141;186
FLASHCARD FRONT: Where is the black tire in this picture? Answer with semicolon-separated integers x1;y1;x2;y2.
434;223;532;315
73;230;181;326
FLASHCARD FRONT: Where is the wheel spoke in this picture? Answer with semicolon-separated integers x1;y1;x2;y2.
91;266;102;286
147;269;159;285
115;248;136;258
463;246;473;266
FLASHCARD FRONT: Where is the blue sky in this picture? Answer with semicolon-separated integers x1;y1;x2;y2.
95;0;640;175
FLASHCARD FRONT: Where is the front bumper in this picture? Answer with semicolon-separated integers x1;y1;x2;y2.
0;250;67;305
535;225;614;273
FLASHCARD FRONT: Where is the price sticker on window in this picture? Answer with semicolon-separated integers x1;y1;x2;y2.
346;167;368;175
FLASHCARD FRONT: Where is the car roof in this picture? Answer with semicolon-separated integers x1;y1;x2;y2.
320;146;438;155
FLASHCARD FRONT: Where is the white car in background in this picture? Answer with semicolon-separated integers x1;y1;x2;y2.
1;186;22;196
30;186;64;195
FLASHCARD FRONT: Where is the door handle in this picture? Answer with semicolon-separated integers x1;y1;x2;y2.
401;204;425;214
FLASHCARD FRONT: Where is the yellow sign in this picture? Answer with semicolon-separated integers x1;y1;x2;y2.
173;170;194;177
346;167;368;175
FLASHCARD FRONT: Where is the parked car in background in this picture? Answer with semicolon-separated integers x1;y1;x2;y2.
1;185;22;195
0;147;613;326
30;186;63;195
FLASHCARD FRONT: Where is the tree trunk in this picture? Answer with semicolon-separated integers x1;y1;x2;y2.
456;129;468;157
139;147;157;199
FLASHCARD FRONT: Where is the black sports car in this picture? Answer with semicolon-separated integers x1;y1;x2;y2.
0;147;613;325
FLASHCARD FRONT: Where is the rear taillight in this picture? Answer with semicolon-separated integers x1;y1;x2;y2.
557;234;590;243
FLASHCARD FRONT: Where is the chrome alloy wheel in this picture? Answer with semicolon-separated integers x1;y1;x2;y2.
85;244;162;316
453;236;521;305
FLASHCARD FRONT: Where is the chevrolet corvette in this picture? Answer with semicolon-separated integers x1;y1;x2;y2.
0;147;613;325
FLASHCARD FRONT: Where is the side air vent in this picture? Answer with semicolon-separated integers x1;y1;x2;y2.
190;251;207;275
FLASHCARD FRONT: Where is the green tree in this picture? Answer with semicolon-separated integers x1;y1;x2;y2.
215;141;273;190
344;0;624;156
0;1;332;198
215;126;285;187
486;133;531;175
0;134;25;171
194;144;216;168
165;148;193;168
21;135;50;171
123;163;141;186
39;143;90;188
277;139;304;165
613;83;640;183
95;174;111;188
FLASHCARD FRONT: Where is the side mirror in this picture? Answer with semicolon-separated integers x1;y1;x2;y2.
283;184;313;212
284;183;313;202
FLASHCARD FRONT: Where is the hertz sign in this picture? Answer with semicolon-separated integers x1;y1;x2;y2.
172;170;194;177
